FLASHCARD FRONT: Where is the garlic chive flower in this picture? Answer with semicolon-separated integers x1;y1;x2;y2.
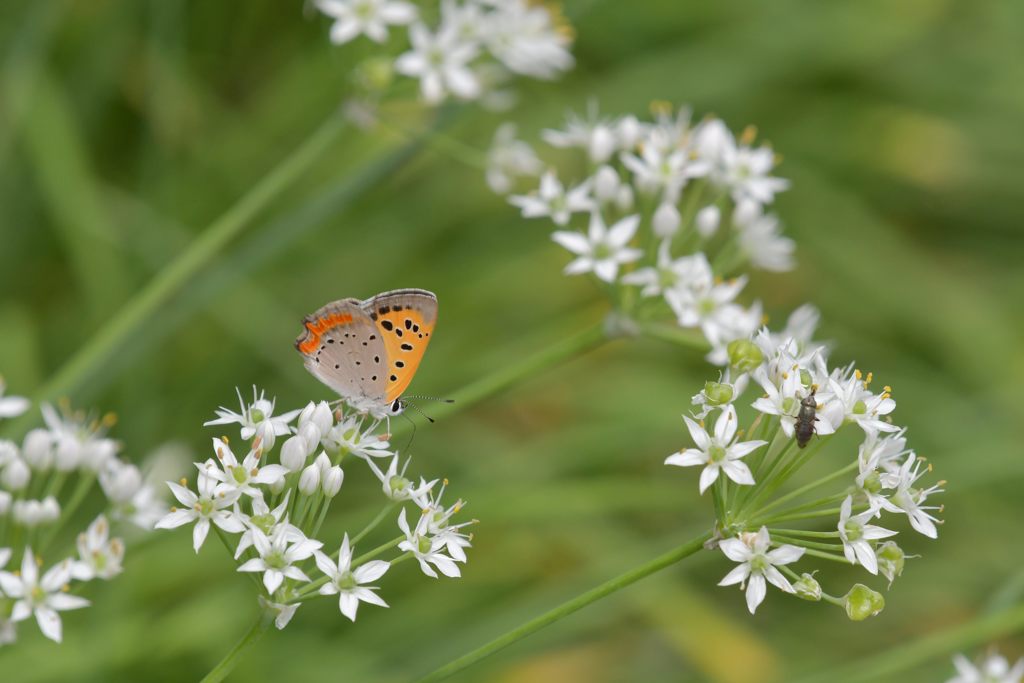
718;528;804;614
0;550;89;644
947;651;1024;683
552;212;642;283
662;324;942;619
491;102;796;365
314;0;573;106
314;534;390;621
157;388;471;631
665;405;765;494
0;386;162;647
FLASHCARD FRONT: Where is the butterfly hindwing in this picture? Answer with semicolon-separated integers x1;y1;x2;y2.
361;289;438;403
294;299;388;403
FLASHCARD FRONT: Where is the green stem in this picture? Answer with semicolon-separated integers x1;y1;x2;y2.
751;460;856;519
756;507;843;525
6;111;348;425
416;531;711;683
198;609;274;683
351;502;398;545
792;603;1024;683
793;547;850;564
770;534;845;553
769;528;840;538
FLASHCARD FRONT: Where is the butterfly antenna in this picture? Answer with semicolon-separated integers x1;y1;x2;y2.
404;395;455;404
404;400;436;424
399;411;417;454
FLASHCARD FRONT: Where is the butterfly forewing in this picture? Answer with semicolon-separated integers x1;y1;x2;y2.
361;289;438;403
294;299;388;403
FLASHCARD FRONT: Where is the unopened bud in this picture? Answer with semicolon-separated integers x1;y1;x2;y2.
702;381;734;406
280;435;309;472
298;464;320;496
652;202;681;238
298;422;321;452
322;466;344;498
727;339;764;374
1;458;30;490
22;429;53;470
843;584;885;621
793;573;821;601
615;185;635;212
254;421;276;452
695;205;720;237
593;165;620;202
876;541;905;586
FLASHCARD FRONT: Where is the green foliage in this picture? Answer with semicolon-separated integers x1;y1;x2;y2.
1;0;1022;680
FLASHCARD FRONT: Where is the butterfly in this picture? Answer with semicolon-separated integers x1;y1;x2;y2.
295;289;438;419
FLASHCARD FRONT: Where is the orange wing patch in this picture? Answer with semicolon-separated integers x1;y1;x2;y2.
372;308;435;403
296;312;355;354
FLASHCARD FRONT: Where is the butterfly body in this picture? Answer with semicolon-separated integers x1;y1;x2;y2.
295;289;437;418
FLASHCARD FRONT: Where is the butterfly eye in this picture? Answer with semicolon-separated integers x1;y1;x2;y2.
391;400;404;414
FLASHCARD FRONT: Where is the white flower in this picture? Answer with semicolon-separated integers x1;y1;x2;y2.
750;369;836;442
858;429;910;475
155;472;244;552
486;123;543;194
233;492;302;559
551;212;642;283
201;438;288;498
395;23;481;103
238;524;322;594
314;534;390;621
734;207;795;272
420;482;472;563
668;254;745;330
878;454;943;538
323;416;393;459
258;596;300;631
947;652;1024;683
509;171;595;226
718;528;804;614
398;508;461;578
838;496;897;574
665;404;765;494
204;387;300;441
1;457;30;490
696;120;789;206
621;143;707;203
315;0;416;45
483;1;573;80
0;550;89;643
622;244;708;315
820;374;898;435
542;105;620;163
70;516;124;581
366;455;436;505
0;379;29;419
652;201;682;238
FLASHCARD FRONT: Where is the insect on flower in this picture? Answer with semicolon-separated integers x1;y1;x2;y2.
795;385;818;448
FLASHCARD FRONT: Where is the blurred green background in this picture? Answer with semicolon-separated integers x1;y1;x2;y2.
2;0;1023;681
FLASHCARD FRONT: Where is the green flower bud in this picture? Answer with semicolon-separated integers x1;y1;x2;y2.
727;340;764;374
843;584;885;621
703;381;734;406
876;541;905;585
793;573;821;601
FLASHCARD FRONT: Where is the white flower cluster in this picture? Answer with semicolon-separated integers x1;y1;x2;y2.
493;102;796;364
0;379;161;646
314;0;573;106
663;315;943;616
947;651;1024;683
157;387;471;628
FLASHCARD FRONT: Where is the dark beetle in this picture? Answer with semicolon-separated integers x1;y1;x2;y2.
795;386;818;448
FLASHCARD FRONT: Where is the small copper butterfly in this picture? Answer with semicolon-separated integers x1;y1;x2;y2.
295;289;438;418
